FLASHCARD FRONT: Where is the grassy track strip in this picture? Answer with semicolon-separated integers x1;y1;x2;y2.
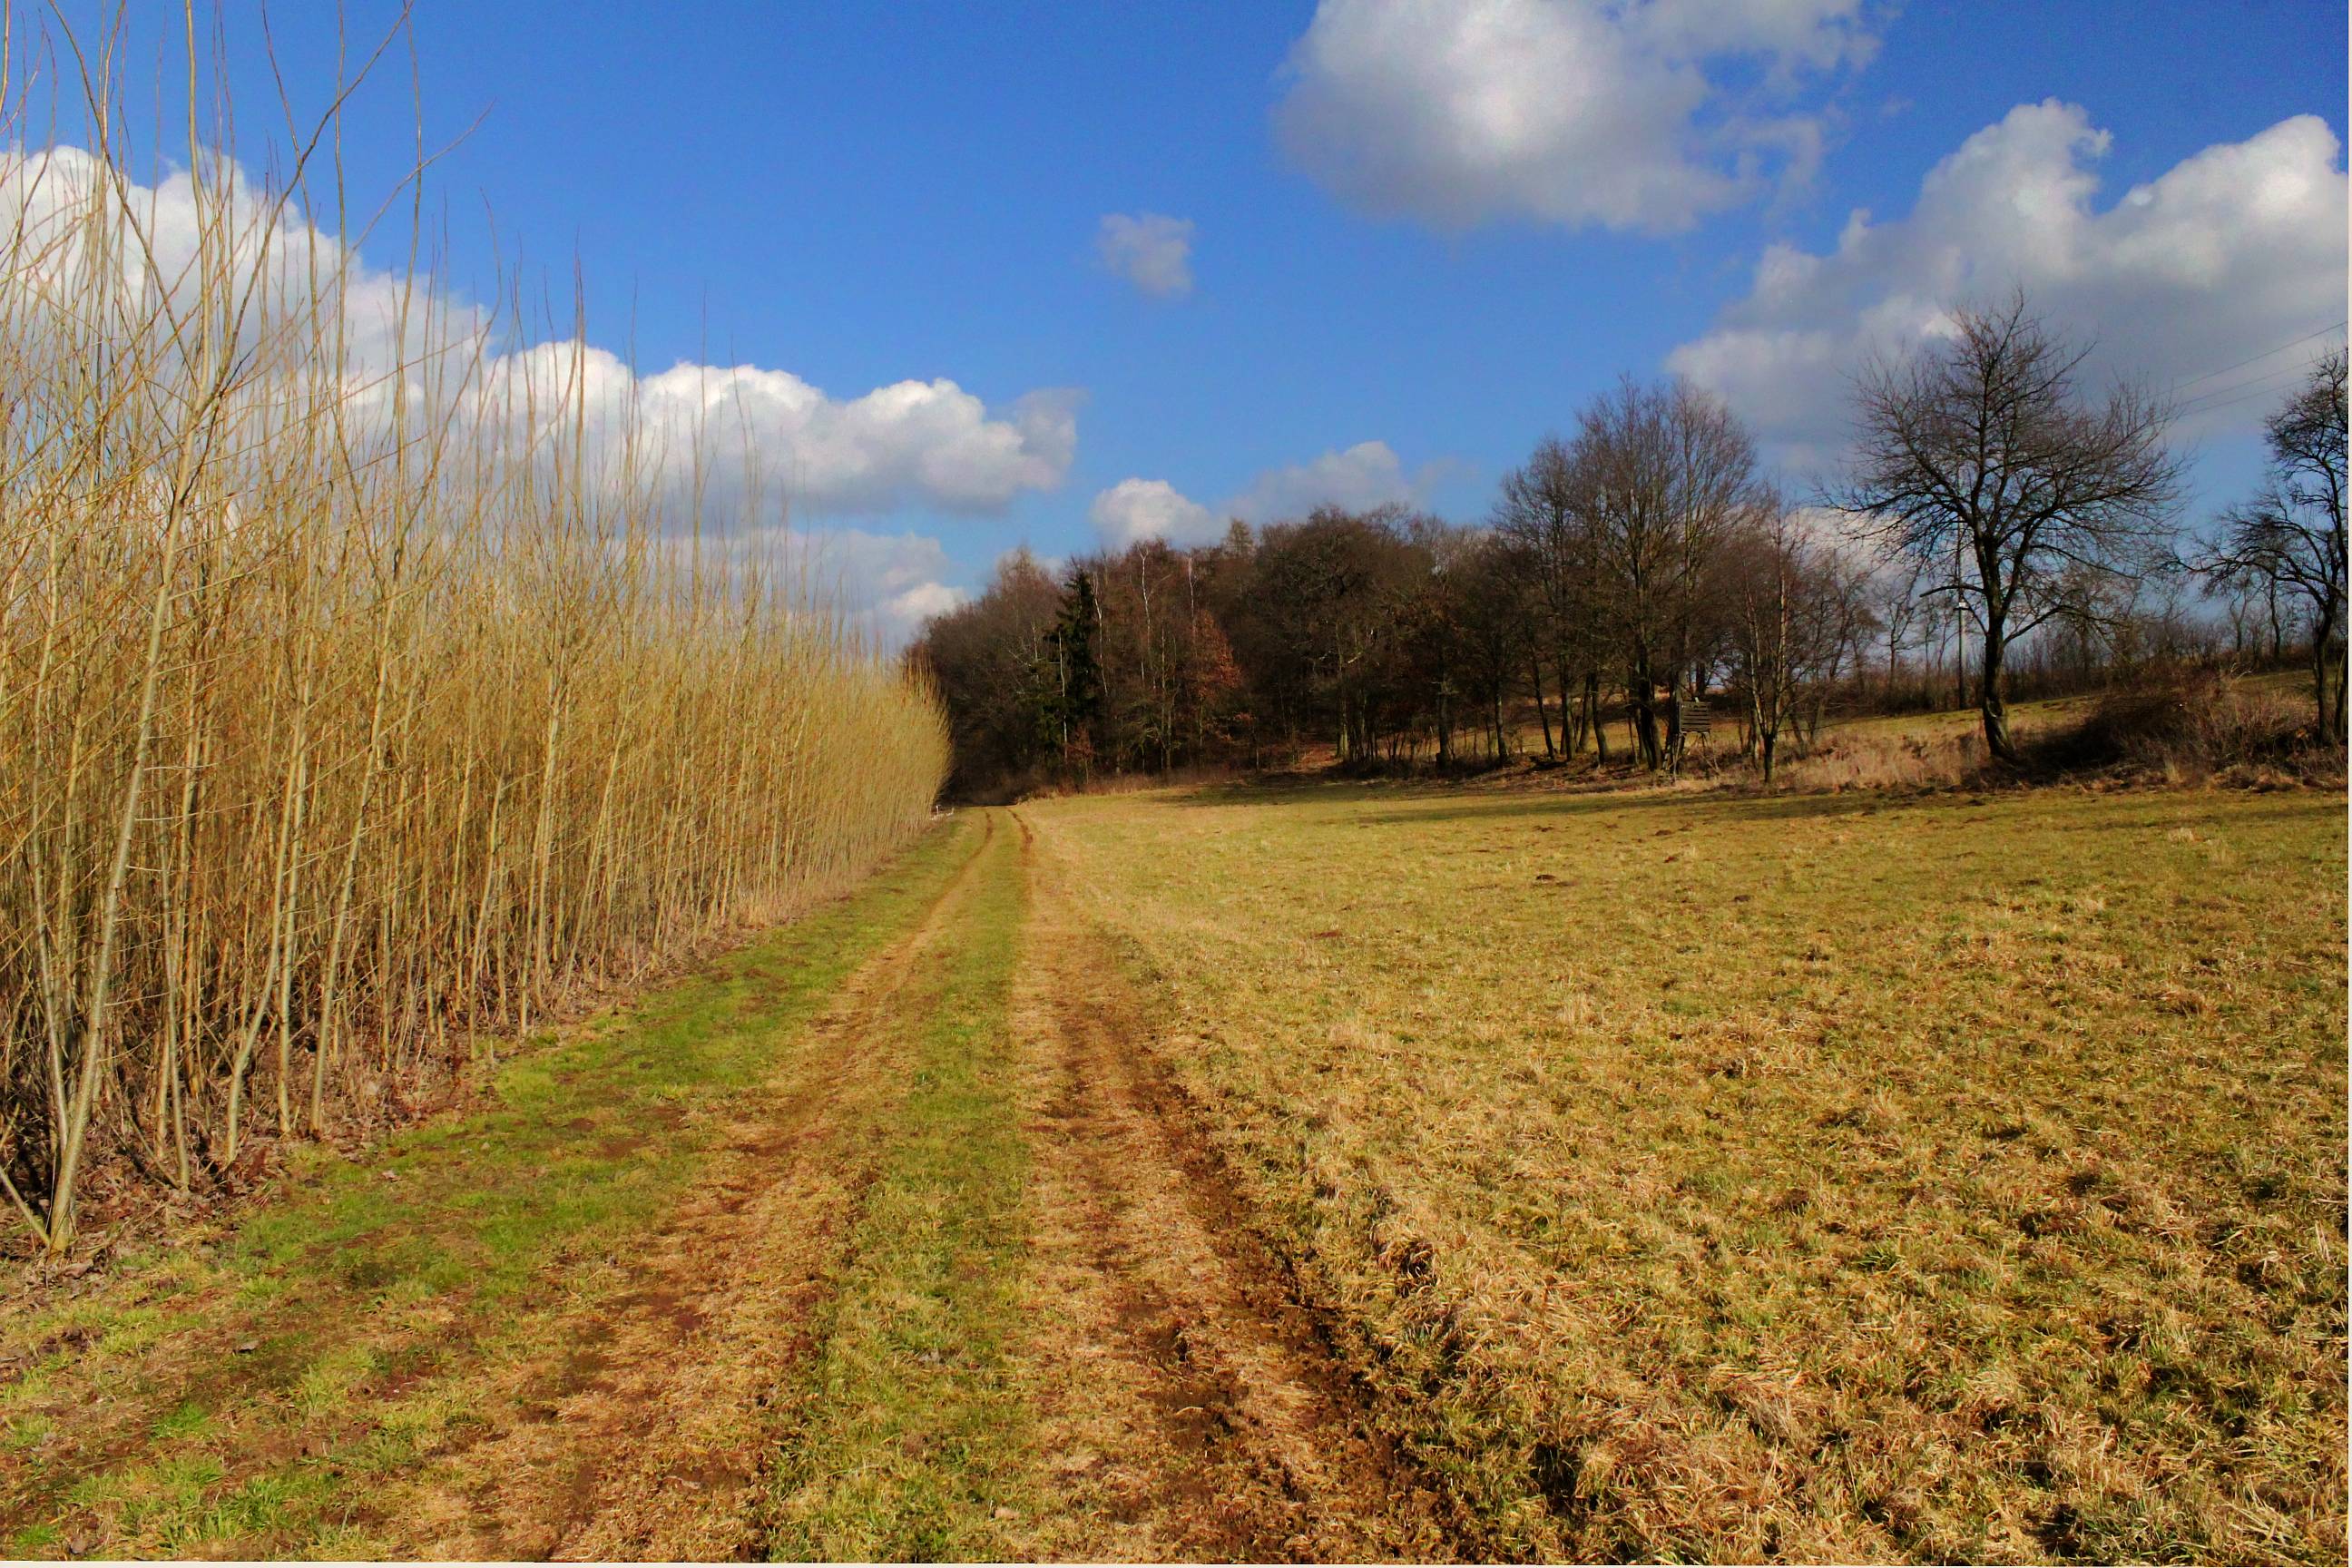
360;812;1003;1559
1005;808;1456;1563
0;818;979;1560
759;810;1037;1563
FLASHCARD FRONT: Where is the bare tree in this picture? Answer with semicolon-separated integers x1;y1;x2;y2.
1796;539;1880;747
1450;534;1537;762
1873;557;1927;701
911;549;1064;789
1493;438;1608;760
1829;292;2182;762
1724;501;1873;778
1571;379;1757;771
1725;499;1807;781
1250;506;1429;766
2199;349;2347;739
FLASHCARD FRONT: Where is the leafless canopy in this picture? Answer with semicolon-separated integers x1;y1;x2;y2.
1489;379;1762;771
1829;290;2182;760
2199;348;2347;738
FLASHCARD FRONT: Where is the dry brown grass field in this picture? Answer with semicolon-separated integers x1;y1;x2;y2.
1027;778;2347;1562
1457;668;2324;797
2;775;2343;1562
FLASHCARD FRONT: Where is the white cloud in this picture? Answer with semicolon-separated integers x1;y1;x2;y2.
1089;439;1446;547
697;525;965;647
0;144;1080;522
1089;477;1221;548
1274;0;1876;233
0;144;1071;649
1095;212;1196;299
1667;104;2351;460
473;347;1080;520
1229;439;1430;522
881;579;966;626
0;144;474;410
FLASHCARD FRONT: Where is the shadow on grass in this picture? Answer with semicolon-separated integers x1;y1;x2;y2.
1150;762;2346;841
1157;774;1958;832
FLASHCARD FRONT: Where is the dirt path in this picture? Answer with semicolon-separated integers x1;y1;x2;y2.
369;813;1000;1561
1006;808;1454;1563
5;810;1469;1561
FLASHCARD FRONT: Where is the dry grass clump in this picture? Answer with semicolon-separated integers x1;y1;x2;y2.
1755;728;1989;793
1728;670;2340;795
0;17;947;1253
1029;781;2347;1563
2043;666;2339;783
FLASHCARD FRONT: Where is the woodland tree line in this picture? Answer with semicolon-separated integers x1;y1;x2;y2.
915;296;2348;792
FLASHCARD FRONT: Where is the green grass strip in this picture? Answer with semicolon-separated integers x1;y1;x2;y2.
2;818;978;1559
762;813;1035;1563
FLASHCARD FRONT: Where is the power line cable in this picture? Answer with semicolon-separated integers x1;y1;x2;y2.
2168;318;2346;397
2180;367;2335;421
2176;346;2343;415
2177;353;2340;415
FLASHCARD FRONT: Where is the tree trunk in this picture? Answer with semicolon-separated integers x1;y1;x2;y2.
2314;601;2346;741
1527;652;1555;760
1979;618;2019;763
1631;665;1661;771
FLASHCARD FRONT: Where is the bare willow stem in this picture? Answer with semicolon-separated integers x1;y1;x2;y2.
0;4;947;1252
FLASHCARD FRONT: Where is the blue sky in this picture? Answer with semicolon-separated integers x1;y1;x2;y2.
50;1;2352;633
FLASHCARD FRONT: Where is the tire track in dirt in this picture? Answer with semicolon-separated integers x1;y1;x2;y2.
1007;808;1456;1563
373;814;997;1561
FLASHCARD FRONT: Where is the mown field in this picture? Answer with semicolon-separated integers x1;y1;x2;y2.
1;777;2343;1563
1030;779;2347;1562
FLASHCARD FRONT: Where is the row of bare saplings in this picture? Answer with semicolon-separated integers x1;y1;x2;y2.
0;141;949;1254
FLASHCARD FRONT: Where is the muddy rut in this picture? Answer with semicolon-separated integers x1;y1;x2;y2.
1008;809;1451;1563
376;814;999;1561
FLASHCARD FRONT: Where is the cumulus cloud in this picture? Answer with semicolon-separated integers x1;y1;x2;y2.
1229;439;1432;522
1089;477;1221;548
1095;212;1196;299
0;143;1074;643
808;530;972;643
1274;0;1877;232
685;525;966;646
881;578;966;626
0;144;1080;522
0;144;467;405
1667;104;2351;459
1088;439;1446;547
472;348;1080;520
